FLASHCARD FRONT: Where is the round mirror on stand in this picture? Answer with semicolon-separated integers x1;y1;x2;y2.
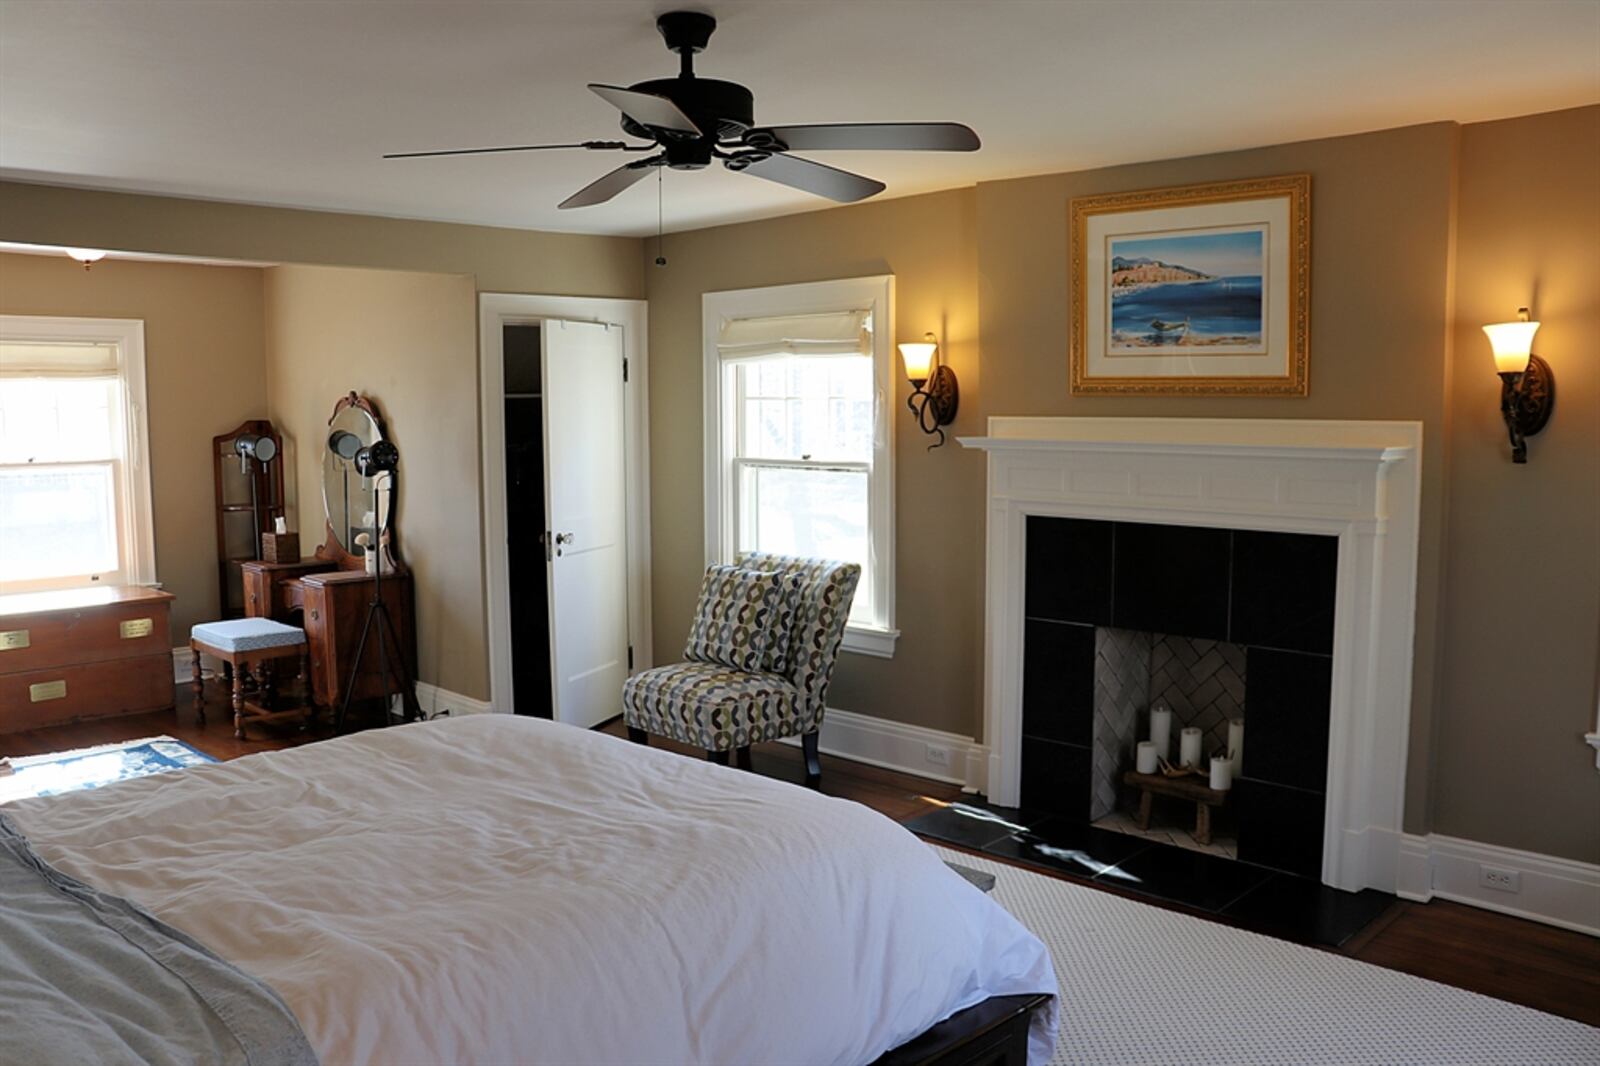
319;392;397;570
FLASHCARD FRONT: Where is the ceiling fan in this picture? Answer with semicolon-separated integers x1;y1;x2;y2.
384;10;980;209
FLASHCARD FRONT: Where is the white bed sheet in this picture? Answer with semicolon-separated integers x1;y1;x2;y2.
7;715;1057;1065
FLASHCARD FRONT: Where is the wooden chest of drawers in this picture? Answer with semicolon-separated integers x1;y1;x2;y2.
0;586;176;734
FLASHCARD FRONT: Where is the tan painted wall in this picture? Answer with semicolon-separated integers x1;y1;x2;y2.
1435;105;1600;862
0;252;267;644
645;189;984;735
263;265;486;700
0;181;643;299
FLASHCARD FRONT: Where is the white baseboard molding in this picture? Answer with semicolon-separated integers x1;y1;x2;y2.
776;707;989;792
1397;832;1600;936
411;681;494;718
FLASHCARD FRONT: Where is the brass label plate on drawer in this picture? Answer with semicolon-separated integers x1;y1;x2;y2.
0;629;29;651
120;617;154;639
30;680;67;702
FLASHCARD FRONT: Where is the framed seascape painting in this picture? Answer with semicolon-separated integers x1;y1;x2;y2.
1069;174;1310;396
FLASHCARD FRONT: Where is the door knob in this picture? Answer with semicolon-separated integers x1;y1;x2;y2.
553;531;574;557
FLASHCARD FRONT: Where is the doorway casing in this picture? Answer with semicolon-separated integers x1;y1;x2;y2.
478;292;653;718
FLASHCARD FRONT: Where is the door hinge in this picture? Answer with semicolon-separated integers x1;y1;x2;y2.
627;645;634;670
622;357;629;383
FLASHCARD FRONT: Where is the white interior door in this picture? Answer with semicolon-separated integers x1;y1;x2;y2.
542;319;630;728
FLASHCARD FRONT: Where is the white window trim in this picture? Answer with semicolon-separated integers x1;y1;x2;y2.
702;276;898;658
0;315;156;592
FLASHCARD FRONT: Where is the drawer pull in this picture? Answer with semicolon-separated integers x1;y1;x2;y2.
30;680;67;702
120;618;154;639
0;629;29;651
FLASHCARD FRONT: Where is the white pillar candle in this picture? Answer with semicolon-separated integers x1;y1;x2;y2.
1179;727;1202;769
1228;719;1245;775
1149;705;1173;761
1135;741;1158;775
1209;756;1233;791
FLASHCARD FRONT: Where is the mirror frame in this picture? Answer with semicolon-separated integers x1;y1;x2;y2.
316;391;401;572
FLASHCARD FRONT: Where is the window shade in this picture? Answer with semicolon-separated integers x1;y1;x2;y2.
0;341;119;377
716;311;869;362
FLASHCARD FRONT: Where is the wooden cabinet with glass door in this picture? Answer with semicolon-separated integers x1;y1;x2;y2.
213;420;285;619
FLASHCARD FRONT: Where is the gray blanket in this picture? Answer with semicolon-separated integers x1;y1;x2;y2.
0;814;318;1066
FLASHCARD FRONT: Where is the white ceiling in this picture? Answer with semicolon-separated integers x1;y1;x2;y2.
1;1;1597;238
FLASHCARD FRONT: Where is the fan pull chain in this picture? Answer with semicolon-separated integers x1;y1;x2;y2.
654;168;667;267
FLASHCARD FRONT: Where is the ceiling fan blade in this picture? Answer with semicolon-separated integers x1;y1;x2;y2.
750;122;980;153
588;84;701;135
558;158;660;209
733;153;885;203
384;140;641;159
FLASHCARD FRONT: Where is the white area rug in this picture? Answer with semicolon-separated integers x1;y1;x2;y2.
929;845;1600;1065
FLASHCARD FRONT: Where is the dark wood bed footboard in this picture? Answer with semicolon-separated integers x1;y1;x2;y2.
872;993;1051;1066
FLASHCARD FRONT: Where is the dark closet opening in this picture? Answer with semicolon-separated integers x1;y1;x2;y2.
503;324;552;717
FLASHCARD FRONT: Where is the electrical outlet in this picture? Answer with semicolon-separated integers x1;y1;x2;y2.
924;744;952;770
1479;865;1521;893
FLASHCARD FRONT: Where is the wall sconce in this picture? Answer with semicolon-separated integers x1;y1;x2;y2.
1482;308;1555;464
898;332;959;449
64;247;107;271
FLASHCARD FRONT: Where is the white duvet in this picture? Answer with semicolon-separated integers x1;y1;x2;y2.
6;715;1057;1065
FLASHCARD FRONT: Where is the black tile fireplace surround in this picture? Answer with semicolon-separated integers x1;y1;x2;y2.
1021;516;1337;880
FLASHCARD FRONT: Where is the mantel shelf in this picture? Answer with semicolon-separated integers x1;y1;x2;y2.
958;417;1419;464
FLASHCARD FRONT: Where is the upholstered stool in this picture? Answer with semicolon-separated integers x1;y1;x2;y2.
190;619;313;739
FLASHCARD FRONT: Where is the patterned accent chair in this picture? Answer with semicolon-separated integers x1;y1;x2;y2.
621;554;861;783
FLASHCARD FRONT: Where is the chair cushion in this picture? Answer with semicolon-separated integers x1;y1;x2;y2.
191;618;306;653
682;564;800;674
622;663;808;751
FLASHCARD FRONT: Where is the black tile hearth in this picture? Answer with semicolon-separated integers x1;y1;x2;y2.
1025;516;1113;625
903;801;1051;850
1020;738;1091;817
1095;840;1274;912
1234;777;1327;878
1111;522;1231;641
1230;530;1338;653
1022;619;1095;745
1220;875;1396;947
985;817;1152;880
1242;648;1333;789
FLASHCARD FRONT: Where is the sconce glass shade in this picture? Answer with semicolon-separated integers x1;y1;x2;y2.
898;336;938;384
1482;318;1540;374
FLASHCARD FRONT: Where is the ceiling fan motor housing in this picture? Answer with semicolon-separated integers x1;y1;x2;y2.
621;77;754;144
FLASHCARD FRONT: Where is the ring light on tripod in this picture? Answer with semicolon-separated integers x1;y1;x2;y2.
328;429;362;461
234;433;278;474
354;440;399;478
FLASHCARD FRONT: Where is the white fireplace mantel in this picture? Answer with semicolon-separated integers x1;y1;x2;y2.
961;417;1423;893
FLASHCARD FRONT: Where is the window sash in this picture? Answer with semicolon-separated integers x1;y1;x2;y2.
702;277;897;656
0;316;153;596
0;460;128;591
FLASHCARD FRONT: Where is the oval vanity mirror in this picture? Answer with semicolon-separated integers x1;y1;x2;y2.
321;393;393;562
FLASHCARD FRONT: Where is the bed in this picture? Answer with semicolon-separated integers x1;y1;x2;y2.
3;714;1057;1064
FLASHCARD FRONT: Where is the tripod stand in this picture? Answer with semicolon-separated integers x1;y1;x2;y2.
335;472;422;732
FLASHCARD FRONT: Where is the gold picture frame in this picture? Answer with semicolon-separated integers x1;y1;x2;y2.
1069;174;1311;396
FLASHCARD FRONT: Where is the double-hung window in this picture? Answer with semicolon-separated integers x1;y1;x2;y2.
704;277;897;657
0;317;156;595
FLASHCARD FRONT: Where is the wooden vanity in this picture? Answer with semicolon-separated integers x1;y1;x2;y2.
0;586;176;733
238;392;418;720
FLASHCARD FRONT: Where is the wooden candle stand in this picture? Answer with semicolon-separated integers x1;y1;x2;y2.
1123;769;1230;846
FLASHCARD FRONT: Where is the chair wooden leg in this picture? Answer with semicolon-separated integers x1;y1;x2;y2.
734;745;752;771
191;646;205;724
707;749;730;766
231;664;247;740
802;731;821;785
627;726;648;745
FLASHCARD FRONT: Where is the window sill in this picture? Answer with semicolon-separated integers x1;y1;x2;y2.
842;624;899;659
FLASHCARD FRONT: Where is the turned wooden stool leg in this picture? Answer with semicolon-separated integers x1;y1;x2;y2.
300;645;314;727
191;645;205;723
1195;802;1212;846
1137;789;1154;830
232;660;247;740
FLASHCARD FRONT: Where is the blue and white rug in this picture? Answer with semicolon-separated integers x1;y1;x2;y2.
0;736;215;804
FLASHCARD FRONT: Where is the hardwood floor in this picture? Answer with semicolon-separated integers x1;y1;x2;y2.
5;697;1596;1028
